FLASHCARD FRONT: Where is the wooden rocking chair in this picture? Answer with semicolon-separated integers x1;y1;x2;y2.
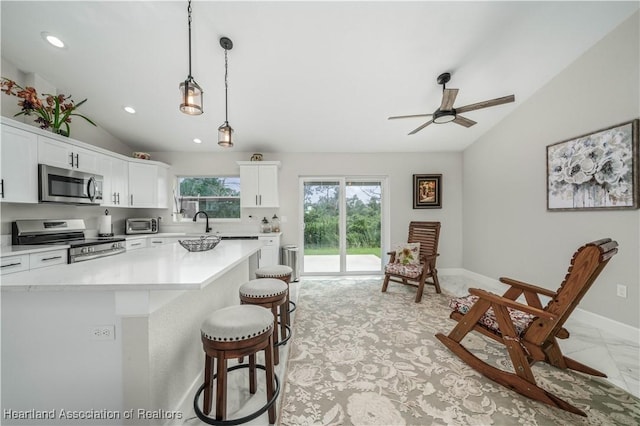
435;238;618;417
381;221;441;303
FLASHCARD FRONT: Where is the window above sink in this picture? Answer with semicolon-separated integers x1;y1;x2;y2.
176;176;241;221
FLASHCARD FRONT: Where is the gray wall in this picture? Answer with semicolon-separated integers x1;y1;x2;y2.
462;12;640;327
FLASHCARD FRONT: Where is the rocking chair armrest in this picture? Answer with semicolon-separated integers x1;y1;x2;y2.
468;288;557;321
499;277;557;298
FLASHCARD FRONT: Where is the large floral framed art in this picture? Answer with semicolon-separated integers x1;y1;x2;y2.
547;119;639;211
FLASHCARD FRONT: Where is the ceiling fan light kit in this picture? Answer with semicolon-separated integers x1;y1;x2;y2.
218;37;234;148
389;71;515;135
179;0;203;116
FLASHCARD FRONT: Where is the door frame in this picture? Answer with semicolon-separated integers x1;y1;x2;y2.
298;176;389;276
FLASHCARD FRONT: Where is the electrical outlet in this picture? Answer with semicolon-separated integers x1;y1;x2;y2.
616;284;627;298
90;325;115;340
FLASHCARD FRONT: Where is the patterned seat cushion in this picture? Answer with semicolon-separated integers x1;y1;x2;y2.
385;262;423;278
449;295;535;336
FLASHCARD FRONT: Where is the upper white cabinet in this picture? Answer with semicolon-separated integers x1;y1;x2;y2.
38;135;100;174
129;161;169;208
238;161;280;208
1;125;38;203
98;155;129;207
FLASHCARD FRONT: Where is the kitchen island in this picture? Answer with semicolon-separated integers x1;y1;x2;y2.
1;239;263;425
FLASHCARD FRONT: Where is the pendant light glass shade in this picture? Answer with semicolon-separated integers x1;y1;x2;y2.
179;78;203;115
179;0;203;115
218;37;234;148
218;122;234;147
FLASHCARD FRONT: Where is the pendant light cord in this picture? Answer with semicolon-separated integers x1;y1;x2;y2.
187;0;193;79
224;47;229;122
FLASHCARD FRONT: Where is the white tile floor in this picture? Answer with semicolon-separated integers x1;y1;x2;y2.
184;275;639;425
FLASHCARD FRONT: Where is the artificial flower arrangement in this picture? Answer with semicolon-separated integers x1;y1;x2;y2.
1;77;96;137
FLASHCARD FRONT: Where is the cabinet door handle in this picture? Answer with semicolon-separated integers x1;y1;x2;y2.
1;178;4;198
259;195;262;205
41;256;63;262
131;242;142;247
1;262;21;268
69;152;75;167
255;195;258;205
75;153;79;168
130;194;134;205
113;192;117;204
117;193;120;204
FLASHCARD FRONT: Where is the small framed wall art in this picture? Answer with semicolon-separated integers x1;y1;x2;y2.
413;174;442;209
546;119;639;211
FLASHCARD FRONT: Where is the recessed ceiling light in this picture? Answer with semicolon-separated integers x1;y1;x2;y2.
123;106;136;114
41;32;65;48
193;138;202;144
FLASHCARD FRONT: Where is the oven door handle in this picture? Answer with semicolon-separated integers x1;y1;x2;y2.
87;176;97;202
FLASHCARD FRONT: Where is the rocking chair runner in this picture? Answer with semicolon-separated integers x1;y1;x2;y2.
381;221;441;303
436;238;618;417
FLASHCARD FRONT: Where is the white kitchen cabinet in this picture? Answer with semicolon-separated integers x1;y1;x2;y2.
128;161;169;208
99;155;129;207
126;238;148;251
38;135;100;174
238;161;280;208
128;162;157;207
29;249;67;269
258;235;280;268
1;125;38;203
1;254;30;275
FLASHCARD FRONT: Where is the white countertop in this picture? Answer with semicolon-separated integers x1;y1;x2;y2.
121;232;281;239
1;244;70;256
1;239;263;292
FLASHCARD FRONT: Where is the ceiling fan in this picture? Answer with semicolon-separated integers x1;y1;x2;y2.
389;72;515;135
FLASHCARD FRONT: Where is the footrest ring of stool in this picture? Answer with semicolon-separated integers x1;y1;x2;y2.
193;364;280;426
288;300;296;314
275;323;292;347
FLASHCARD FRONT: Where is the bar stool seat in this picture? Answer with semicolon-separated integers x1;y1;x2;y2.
240;278;290;365
194;305;279;425
255;265;296;321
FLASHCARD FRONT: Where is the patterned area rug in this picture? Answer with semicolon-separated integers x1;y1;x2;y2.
279;277;640;425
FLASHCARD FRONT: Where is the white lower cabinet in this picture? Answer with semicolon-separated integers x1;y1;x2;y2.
1;248;68;275
258;235;280;268
1;254;30;275
30;249;67;269
126;239;148;251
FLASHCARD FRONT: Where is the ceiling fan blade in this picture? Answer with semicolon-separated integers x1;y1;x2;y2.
440;88;459;110
452;115;477;127
408;120;434;135
456;94;515;114
388;113;433;120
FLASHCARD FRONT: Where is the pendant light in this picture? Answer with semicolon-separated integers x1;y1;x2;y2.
218;37;234;147
179;0;203;115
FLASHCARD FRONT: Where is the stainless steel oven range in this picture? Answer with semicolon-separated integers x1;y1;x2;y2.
12;219;126;263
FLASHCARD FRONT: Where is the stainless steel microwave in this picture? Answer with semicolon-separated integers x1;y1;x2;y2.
125;218;159;234
38;164;103;205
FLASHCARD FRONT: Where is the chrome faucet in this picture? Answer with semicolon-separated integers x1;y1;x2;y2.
193;211;212;233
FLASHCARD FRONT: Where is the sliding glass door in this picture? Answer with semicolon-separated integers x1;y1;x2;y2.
301;177;384;275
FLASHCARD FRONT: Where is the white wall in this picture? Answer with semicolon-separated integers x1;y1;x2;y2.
463;12;640;328
149;151;464;268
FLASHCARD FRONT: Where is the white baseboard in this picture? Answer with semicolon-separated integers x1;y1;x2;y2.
442;269;640;346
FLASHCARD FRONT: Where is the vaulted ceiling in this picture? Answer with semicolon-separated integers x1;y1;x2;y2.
1;1;637;153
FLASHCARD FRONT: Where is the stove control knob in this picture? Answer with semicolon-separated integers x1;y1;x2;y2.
89;247;95;253
81;247;88;254
112;242;121;249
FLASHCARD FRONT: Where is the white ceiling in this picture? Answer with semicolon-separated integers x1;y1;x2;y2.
1;1;638;153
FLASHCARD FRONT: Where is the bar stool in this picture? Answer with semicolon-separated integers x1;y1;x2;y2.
239;278;290;366
194;305;279;425
255;265;295;328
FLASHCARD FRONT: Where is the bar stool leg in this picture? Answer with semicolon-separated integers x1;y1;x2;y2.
265;334;276;425
203;354;213;415
249;353;257;394
216;357;227;421
271;305;280;366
